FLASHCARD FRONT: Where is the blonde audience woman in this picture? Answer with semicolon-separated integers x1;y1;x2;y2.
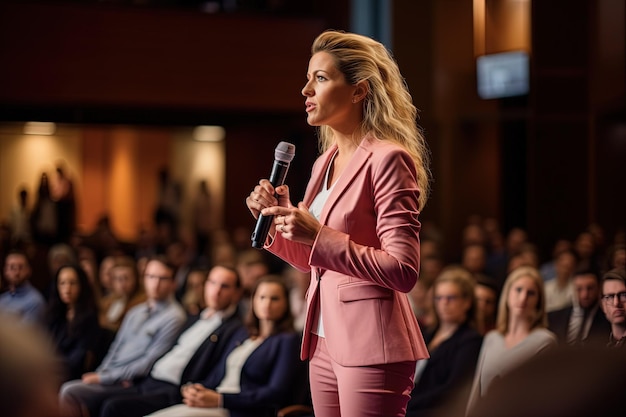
466;266;557;416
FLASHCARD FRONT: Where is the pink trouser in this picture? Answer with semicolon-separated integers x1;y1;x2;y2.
309;334;416;417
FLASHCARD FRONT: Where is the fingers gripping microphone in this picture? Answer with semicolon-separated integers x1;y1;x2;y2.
251;141;296;249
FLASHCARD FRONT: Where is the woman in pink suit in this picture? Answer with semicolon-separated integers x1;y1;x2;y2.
246;30;432;417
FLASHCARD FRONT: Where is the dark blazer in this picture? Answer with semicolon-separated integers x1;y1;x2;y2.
178;310;245;384
407;322;483;417
202;328;302;417
100;309;245;417
548;304;611;348
47;310;102;381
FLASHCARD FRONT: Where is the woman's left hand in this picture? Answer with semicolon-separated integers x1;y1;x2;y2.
181;383;221;408
262;201;322;246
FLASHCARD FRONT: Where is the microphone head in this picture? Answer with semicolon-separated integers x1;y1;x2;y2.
275;141;296;163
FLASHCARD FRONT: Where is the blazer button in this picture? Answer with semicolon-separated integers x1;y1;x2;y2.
210;334;218;342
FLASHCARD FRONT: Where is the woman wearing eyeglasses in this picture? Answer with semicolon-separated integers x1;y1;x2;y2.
600;268;626;348
406;266;482;417
466;266;557;417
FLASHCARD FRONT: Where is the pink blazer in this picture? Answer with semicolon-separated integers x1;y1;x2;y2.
267;134;429;367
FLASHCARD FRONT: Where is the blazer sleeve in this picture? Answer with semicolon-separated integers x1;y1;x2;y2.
309;148;421;293
221;332;301;410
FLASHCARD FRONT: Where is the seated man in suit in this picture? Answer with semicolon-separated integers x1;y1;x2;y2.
97;264;244;417
59;255;187;417
548;269;610;347
600;268;626;348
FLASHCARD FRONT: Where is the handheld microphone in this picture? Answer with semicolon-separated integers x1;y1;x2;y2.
251;141;296;249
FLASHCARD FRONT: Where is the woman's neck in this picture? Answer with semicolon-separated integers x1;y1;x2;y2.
258;320;275;339
66;305;76;321
428;321;461;351
504;316;533;347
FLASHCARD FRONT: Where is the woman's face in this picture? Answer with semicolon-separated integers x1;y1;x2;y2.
111;266;136;297
58;268;81;306
434;281;470;325
253;282;288;322
506;276;539;320
302;51;359;131
99;256;115;290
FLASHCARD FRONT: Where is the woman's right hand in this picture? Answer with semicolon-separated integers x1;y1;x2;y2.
246;179;289;219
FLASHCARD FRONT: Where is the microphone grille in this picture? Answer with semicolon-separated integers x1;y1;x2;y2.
275;141;296;163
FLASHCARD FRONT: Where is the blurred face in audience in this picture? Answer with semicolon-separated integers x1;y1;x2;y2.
507;275;539;322
555;252;576;279
111;266;137;298
143;260;174;302
99;256;115;291
57;267;81;307
253;282;288;322
573;273;600;310
475;284;497;321
434;281;471;325
3;254;31;289
204;267;240;312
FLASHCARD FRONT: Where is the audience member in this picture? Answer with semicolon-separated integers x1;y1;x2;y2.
539;238;572;281
473;274;499;336
573;231;600;274
235;249;270;317
59;256;186;417
98;255;117;298
193;179;213;258
406;266;482;417
467;346;626;417
282;264;309;332
599;268;626;348
165;239;194;298
0;250;46;324
154;167;182;241
77;245;103;304
0;315;63;417
466;266;557;416
181;267;210;316
47;243;78;295
603;243;625;273
52;163;76;244
143;275;301;417
99;256;146;332
31;172;58;245
548;270;610;347
544;250;576;312
9;187;32;246
99;265;244;417
461;244;488;276
46;264;102;381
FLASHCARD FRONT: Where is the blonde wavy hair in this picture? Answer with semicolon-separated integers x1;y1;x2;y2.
311;30;432;210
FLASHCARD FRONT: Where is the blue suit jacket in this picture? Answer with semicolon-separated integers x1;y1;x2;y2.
201;328;302;417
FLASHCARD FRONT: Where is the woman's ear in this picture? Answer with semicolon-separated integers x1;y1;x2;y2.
352;80;369;103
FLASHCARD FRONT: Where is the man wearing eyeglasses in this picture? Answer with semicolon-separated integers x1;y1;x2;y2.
60;255;186;417
600;268;626;348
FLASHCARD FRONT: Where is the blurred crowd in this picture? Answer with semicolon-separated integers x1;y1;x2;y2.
1;163;625;417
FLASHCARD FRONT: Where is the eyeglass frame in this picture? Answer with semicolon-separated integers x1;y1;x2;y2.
601;291;626;304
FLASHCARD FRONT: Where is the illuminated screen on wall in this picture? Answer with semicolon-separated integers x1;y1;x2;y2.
477;51;529;99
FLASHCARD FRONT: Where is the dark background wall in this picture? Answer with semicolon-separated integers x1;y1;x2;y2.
0;0;623;262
